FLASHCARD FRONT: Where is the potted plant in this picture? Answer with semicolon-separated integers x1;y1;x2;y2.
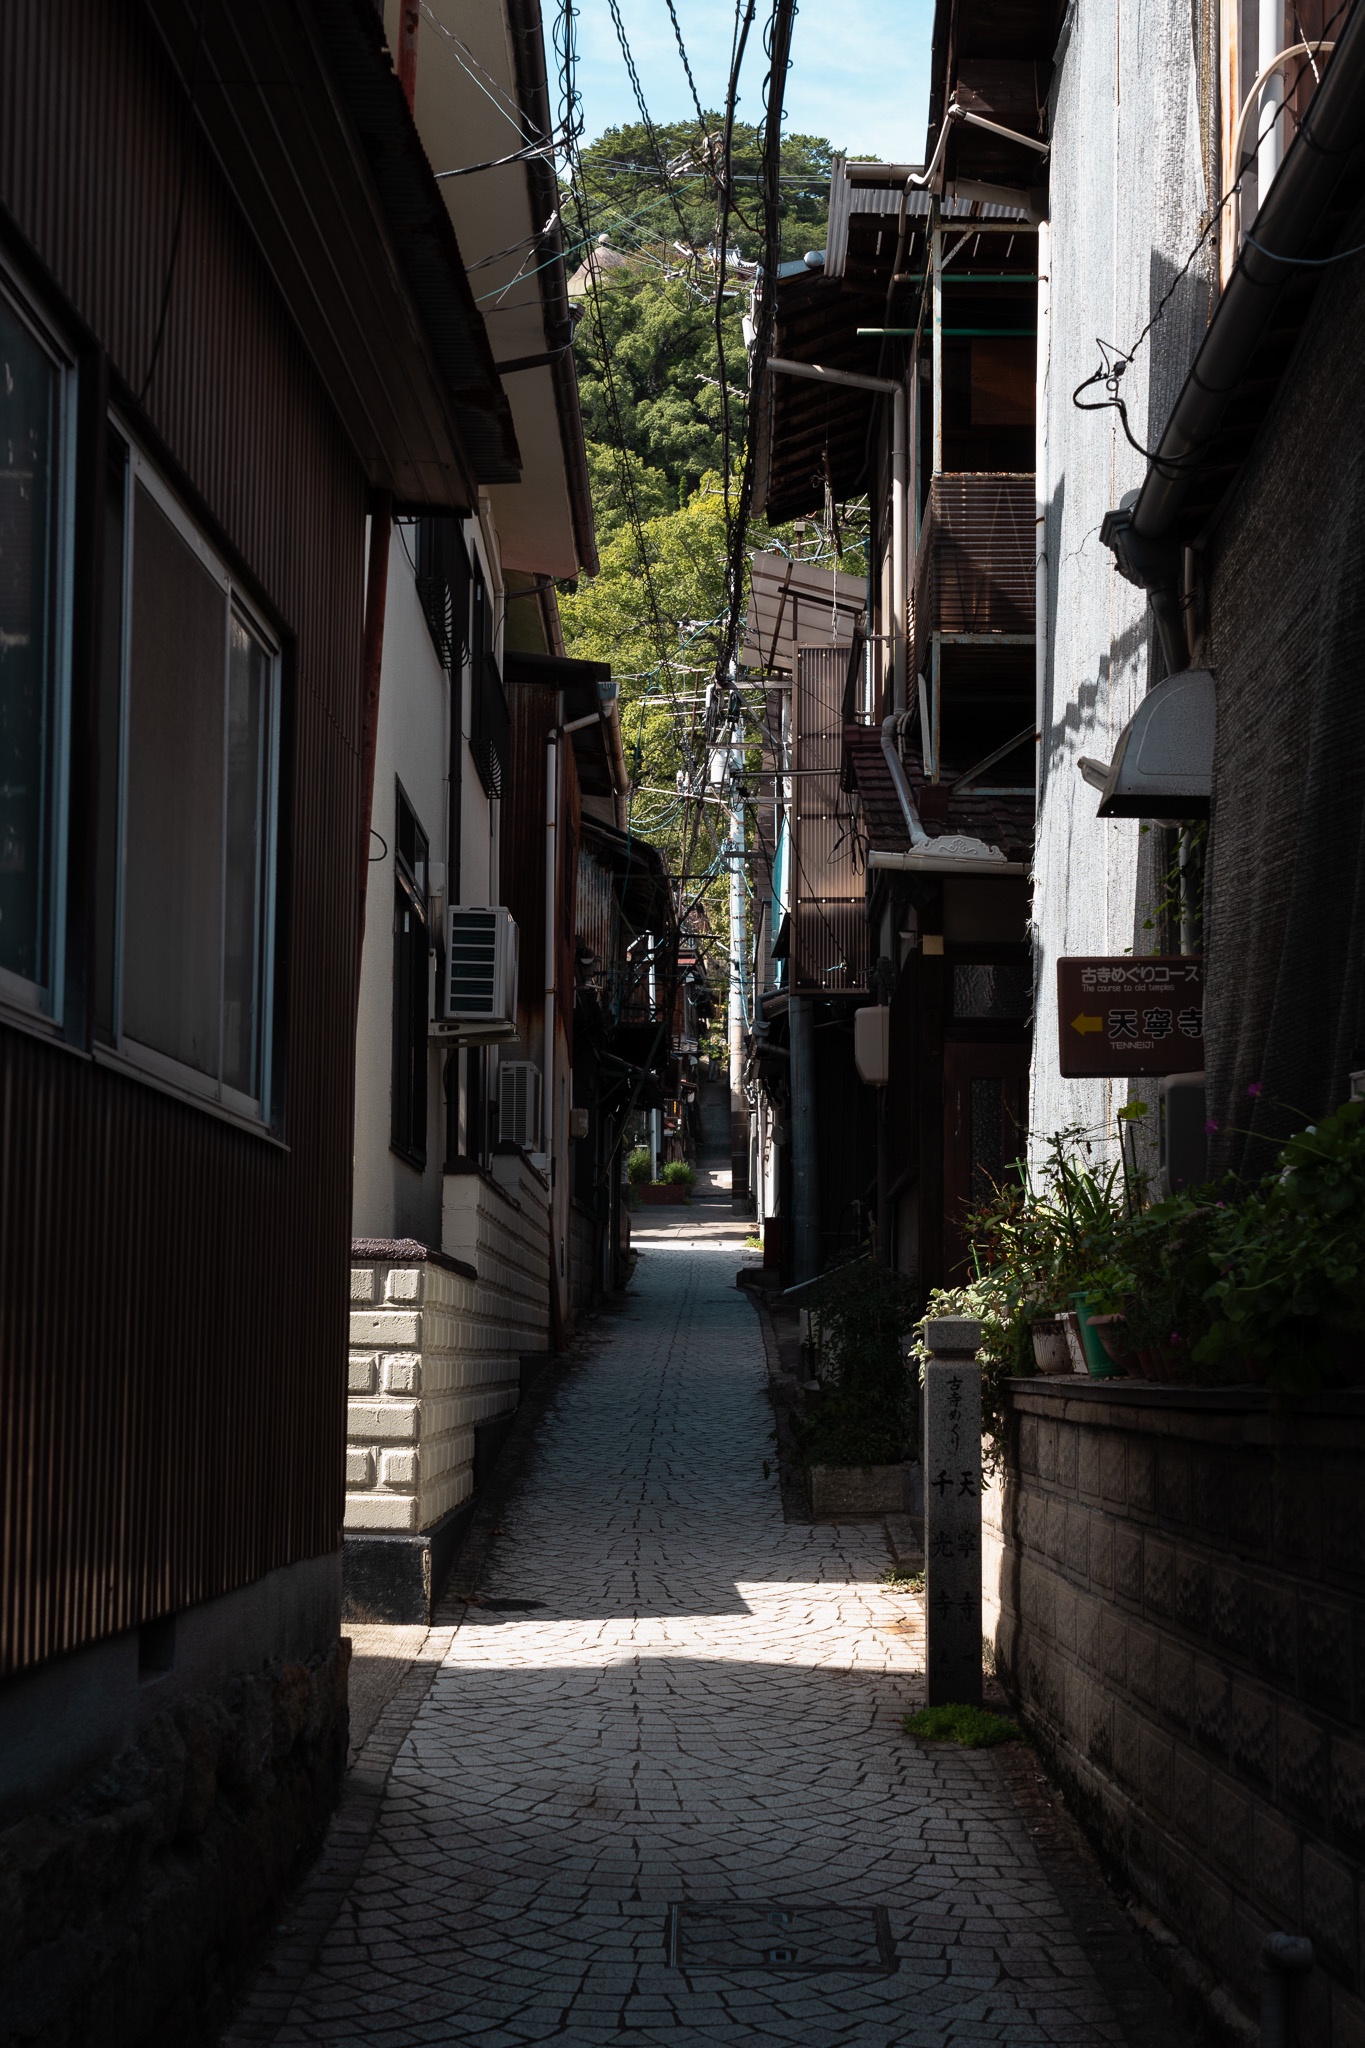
625;1147;652;1208
1028;1316;1072;1374
637;1159;697;1206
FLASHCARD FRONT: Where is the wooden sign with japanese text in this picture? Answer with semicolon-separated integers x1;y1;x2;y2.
1056;956;1204;1078
922;1320;983;1709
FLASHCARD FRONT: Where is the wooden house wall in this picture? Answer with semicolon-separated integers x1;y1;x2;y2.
0;0;364;1674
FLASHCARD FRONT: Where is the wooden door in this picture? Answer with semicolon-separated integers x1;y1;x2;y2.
942;1040;1029;1281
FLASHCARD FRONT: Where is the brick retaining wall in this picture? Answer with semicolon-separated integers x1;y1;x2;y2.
346;1157;550;1537
989;1379;1365;2046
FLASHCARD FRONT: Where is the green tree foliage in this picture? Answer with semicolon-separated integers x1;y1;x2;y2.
561;480;730;882
560;124;876;974
576;273;747;509
574;120;846;264
568;122;873;503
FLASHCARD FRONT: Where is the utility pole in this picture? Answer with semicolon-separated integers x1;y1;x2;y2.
727;717;750;1213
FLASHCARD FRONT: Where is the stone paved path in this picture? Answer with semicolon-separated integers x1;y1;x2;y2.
255;1235;1140;2047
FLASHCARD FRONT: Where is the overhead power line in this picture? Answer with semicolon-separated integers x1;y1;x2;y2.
711;0;798;715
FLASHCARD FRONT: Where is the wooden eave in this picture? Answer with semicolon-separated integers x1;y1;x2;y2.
142;0;520;508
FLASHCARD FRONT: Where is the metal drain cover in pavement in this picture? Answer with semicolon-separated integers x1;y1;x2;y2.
666;1904;897;1974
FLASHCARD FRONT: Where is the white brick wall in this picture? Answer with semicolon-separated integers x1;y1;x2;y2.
345;1157;551;1535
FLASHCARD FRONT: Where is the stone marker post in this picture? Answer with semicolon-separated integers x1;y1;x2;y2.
922;1317;983;1707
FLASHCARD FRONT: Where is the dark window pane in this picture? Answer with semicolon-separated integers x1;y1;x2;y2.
953;962;1031;1020
0;295;58;985
970;337;1034;425
969;1076;1004;1206
223;613;269;1095
123;484;226;1075
94;439;127;1040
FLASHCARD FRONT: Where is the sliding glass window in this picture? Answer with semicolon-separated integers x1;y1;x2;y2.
0;280;72;1017
102;433;280;1123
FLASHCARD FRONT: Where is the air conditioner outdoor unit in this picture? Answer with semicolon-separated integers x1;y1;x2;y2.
498;1061;543;1152
432;905;518;1042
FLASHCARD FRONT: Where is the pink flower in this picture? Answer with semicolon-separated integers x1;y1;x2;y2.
1205;1117;1219;1133
1247;1081;1264;1098
1169;1332;1181;1345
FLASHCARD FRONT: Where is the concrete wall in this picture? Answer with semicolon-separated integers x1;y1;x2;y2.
0;1559;345;2046
1030;0;1213;1158
351;515;503;1244
989;1378;1365;2045
346;1157;550;1536
569;1198;597;1327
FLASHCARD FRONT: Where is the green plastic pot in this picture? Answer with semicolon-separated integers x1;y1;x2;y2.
1070;1291;1118;1378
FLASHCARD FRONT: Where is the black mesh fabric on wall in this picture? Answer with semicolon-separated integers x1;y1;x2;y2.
1204;202;1365;1174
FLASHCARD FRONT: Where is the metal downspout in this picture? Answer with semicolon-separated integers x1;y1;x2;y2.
766;359;906;706
891;383;907;712
880;716;931;846
356;493;392;1002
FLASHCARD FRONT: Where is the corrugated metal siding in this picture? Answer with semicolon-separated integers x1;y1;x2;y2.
0;0;365;749
0;0;362;1674
575;848;617;976
559;753;581;1067
791;644;868;992
911;474;1035;680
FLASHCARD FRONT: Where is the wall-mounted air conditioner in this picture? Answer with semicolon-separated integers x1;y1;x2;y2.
498;1061;543;1152
432;906;518;1042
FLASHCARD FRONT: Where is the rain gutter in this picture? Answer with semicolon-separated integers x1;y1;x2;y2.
505;0;599;577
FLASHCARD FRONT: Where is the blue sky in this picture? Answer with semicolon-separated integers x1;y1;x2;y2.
573;0;935;165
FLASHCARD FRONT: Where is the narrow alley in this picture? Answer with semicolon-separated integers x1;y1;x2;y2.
6;4;1365;2044
226;1174;1181;2047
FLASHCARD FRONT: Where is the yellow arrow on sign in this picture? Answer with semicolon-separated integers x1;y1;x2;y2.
1070;1012;1103;1036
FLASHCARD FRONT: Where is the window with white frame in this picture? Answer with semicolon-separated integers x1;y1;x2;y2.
98;431;281;1122
0;280;73;1016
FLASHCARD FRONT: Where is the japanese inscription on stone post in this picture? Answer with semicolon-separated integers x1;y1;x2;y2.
922;1318;983;1708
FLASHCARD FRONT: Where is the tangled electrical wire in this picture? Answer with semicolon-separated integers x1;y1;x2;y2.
1071;13;1358;467
709;0;797;729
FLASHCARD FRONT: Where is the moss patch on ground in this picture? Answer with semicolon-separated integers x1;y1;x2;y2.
902;1704;1020;1748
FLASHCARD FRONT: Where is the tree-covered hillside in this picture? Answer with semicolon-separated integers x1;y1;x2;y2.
576;120;839;265
559;120;874;944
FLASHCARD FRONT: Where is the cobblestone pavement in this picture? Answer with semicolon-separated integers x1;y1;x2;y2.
248;1234;1147;2047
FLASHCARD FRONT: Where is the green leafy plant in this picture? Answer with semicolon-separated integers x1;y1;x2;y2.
1195;1098;1365;1388
626;1147;652;1186
902;1704;1020;1747
944;1098;1365;1398
660;1159;697;1190
911;1129;1141;1457
794;1258;919;1469
880;1565;924;1590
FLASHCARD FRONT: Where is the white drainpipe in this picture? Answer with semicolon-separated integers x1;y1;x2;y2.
544;704;605;1299
880;715;930;846
1258;0;1286;199
543;711;561;1163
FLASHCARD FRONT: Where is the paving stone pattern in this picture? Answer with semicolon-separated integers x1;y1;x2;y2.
251;1239;1143;2046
